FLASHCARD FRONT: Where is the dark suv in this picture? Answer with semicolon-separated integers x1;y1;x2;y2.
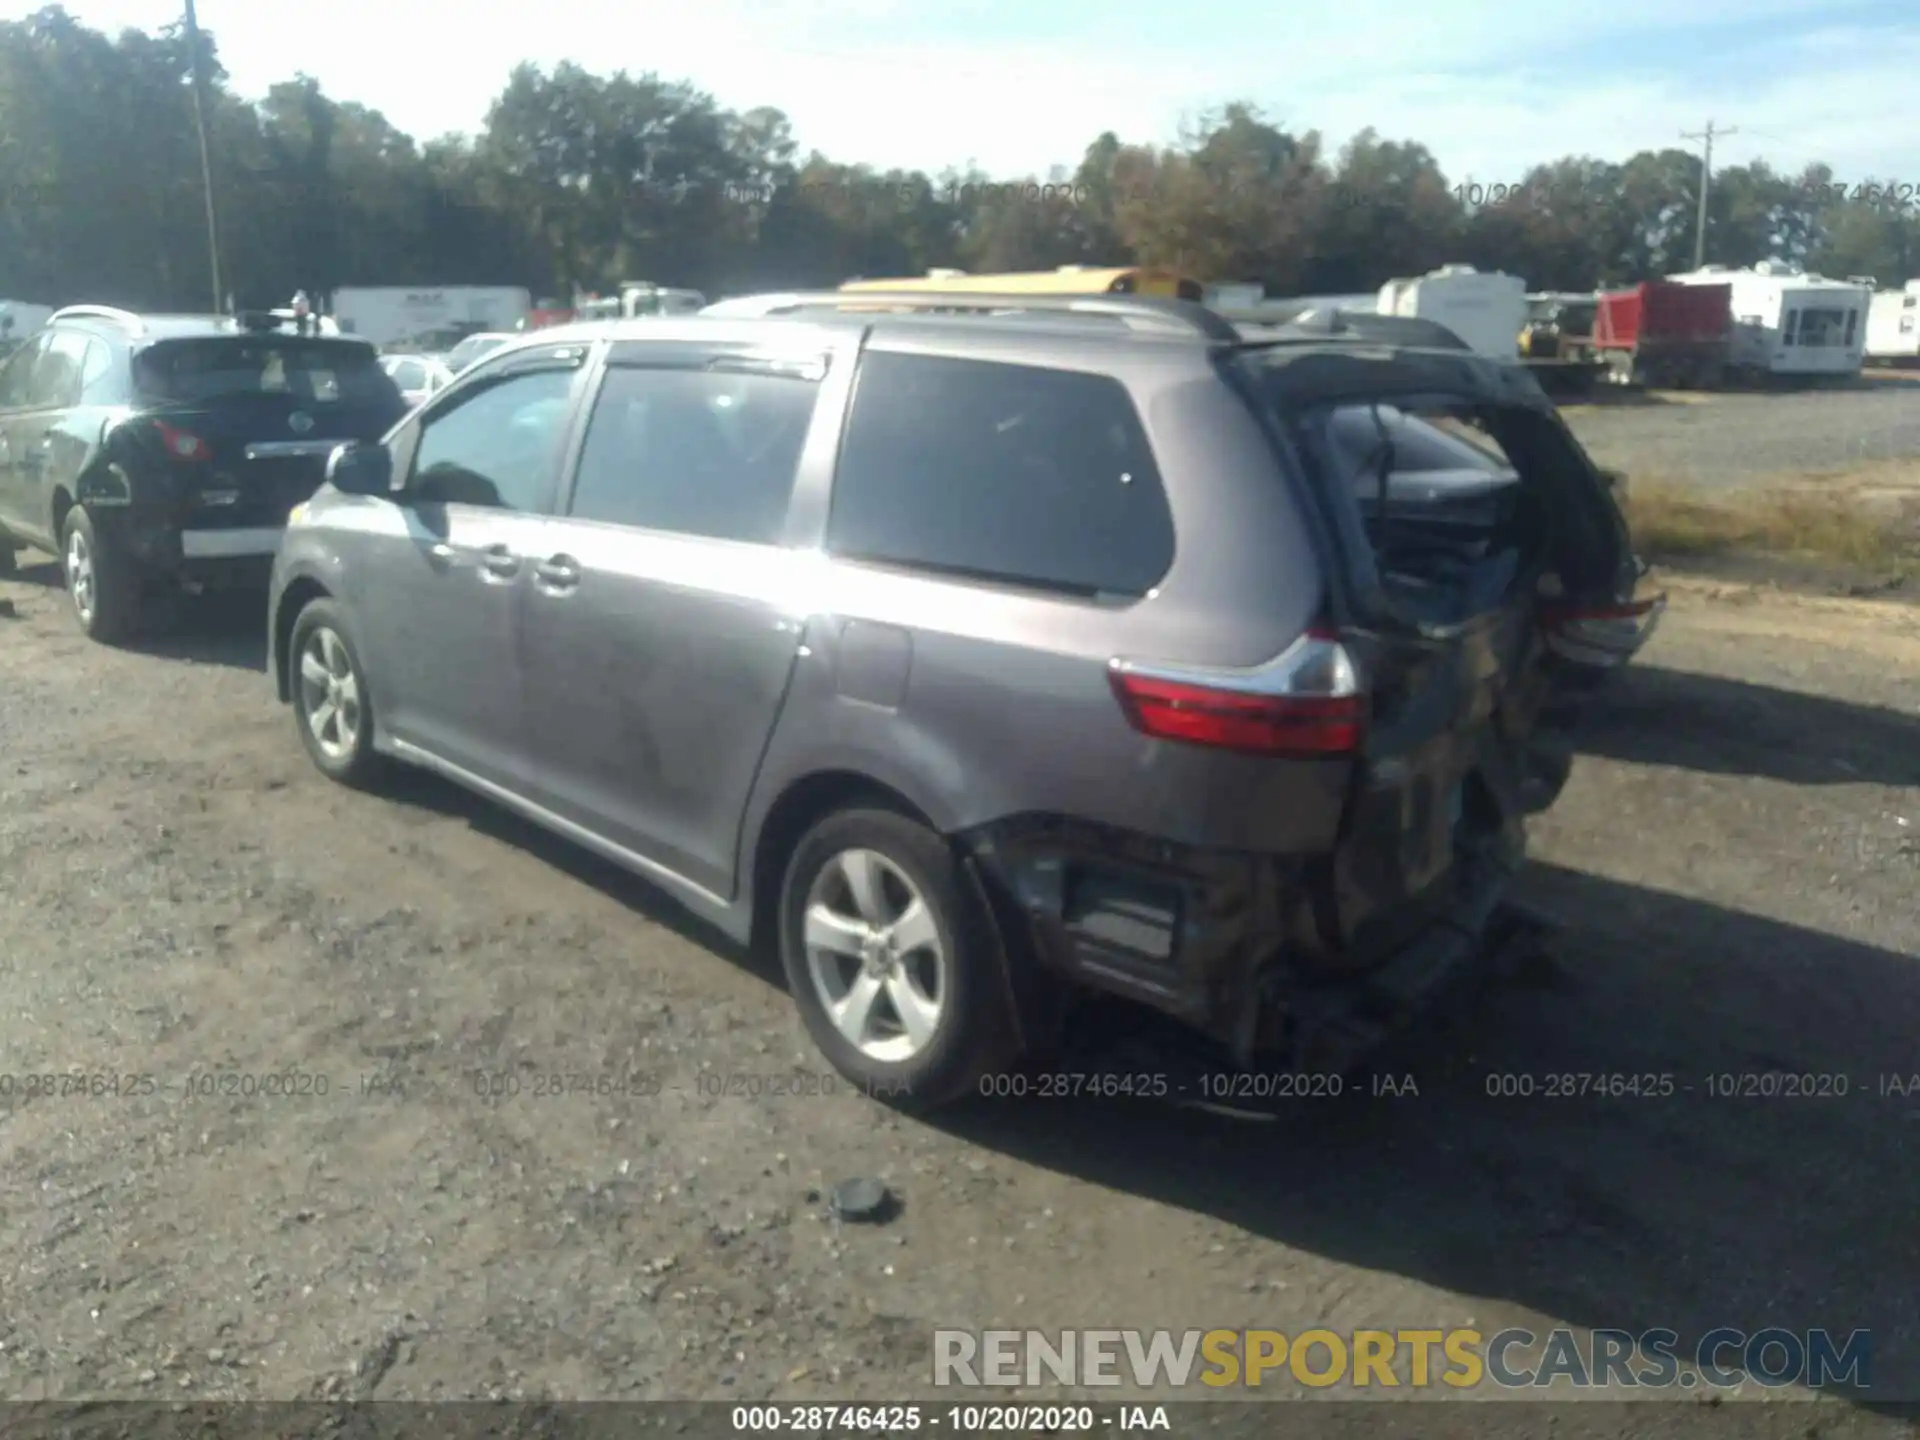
0;305;407;641
266;292;1659;1105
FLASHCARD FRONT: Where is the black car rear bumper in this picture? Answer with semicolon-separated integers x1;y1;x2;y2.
89;504;282;583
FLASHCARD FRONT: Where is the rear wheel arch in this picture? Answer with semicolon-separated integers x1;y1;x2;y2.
747;771;939;954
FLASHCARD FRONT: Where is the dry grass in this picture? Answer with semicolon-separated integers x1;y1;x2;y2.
1622;471;1920;573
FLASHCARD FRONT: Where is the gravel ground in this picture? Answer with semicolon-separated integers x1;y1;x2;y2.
3;556;1920;1438
1562;378;1920;490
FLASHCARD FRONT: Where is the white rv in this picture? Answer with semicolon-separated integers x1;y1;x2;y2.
1668;263;1869;378
1375;264;1527;359
328;286;533;348
1865;280;1920;364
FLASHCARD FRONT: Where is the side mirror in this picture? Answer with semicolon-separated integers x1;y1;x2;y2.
326;441;394;497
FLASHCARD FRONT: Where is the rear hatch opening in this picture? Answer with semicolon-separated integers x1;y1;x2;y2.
1250;383;1653;968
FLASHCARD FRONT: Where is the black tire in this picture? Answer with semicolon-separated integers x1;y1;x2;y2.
0;533;16;578
778;807;1020;1108
61;506;142;643
287;598;384;788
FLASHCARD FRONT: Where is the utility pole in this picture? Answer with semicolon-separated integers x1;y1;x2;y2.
1681;120;1736;272
182;0;224;311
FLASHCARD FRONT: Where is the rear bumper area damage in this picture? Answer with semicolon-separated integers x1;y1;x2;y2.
963;809;1539;1075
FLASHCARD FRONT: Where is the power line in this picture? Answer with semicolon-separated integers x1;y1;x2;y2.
1680;120;1737;272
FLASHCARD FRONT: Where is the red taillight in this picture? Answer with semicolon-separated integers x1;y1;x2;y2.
1109;631;1366;757
1539;596;1664;666
154;421;211;461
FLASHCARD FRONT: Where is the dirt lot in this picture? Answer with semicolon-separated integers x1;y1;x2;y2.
3;551;1920;1436
1562;377;1920;490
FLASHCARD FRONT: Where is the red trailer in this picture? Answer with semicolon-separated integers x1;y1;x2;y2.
1590;281;1732;389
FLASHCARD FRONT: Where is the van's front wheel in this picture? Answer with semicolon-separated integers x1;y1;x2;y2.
779;808;1018;1108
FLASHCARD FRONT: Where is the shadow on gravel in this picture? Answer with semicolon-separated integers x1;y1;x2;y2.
8;558;267;670
128;593;269;671
1575;662;1920;786
938;862;1920;1411
376;764;781;984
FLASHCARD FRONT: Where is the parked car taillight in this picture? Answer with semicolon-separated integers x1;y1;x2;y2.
1539;597;1664;667
154;421;211;461
1109;629;1365;757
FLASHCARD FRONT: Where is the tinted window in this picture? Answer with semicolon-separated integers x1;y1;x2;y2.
408;367;574;510
566;364;815;544
133;338;400;407
827;352;1174;596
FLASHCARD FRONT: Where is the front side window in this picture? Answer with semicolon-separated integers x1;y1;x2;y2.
0;333;48;409
566;364;817;544
826;351;1174;597
407;367;575;510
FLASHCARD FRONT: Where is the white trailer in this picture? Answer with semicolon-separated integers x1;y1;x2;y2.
1375;264;1526;359
1668;263;1869;378
1865;280;1920;364
328;286;532;348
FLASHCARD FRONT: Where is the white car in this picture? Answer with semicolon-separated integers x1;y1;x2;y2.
443;332;517;374
379;352;454;408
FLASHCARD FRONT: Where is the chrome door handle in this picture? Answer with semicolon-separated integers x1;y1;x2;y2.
481;543;520;580
533;554;580;592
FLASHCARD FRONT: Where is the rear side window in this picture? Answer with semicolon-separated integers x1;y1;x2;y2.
827;352;1174;597
566;365;816;545
133;339;401;408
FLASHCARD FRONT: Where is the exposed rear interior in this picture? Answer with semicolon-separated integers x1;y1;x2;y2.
1314;400;1546;626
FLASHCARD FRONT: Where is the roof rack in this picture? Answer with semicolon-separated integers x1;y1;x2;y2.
706;290;1245;342
50;304;145;333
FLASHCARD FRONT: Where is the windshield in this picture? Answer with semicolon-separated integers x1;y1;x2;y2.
446;334;510;372
133;338;400;407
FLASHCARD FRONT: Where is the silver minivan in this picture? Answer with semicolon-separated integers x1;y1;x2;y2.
267;293;1658;1105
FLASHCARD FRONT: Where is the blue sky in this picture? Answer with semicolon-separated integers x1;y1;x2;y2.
10;0;1920;188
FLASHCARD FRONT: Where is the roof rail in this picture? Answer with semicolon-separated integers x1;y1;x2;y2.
50;304;145;333
704;290;1245;342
